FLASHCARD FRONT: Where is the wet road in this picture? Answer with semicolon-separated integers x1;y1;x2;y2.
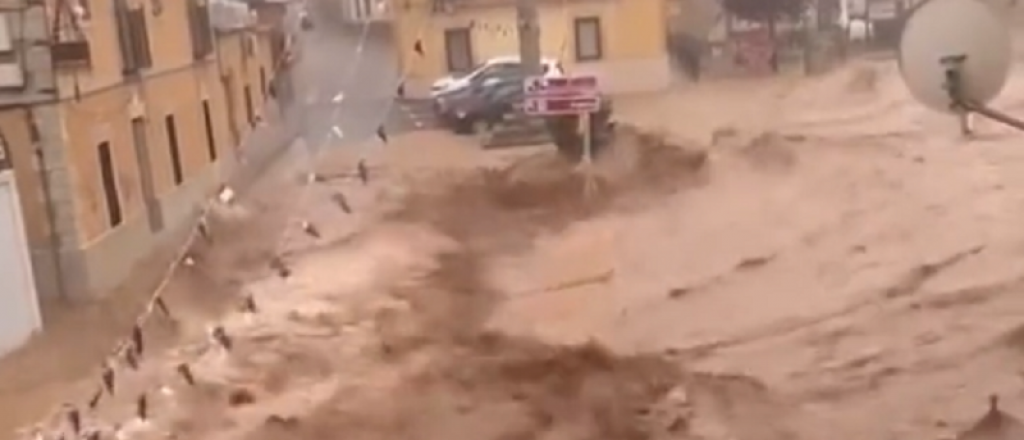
291;22;437;152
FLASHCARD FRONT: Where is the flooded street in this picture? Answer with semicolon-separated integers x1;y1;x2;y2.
8;56;1024;440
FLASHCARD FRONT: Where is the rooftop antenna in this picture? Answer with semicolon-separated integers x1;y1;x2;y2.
899;0;1020;132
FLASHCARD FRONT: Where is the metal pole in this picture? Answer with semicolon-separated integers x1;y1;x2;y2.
965;102;1024;132
516;0;542;74
581;112;592;165
581;111;597;199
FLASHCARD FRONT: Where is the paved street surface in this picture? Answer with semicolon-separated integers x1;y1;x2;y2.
12;27;1024;440
0;17;445;438
390;97;442;131
293;23;440;152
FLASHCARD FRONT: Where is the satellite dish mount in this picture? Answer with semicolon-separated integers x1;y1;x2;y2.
900;0;1014;132
940;53;1024;131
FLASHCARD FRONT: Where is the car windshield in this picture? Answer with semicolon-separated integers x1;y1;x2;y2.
481;81;521;100
456;62;492;79
495;84;523;99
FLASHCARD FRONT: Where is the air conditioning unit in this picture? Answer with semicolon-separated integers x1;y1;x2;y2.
210;0;253;31
52;39;91;67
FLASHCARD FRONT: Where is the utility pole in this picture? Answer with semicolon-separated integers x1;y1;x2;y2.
516;0;542;74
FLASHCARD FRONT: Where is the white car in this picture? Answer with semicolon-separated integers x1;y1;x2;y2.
429;56;563;98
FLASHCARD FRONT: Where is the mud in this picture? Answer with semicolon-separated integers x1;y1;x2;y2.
15;57;1024;440
318;128;704;440
230;125;835;440
389;125;708;250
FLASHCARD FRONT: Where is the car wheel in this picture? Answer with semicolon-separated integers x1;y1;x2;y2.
453;117;473;135
472;119;490;135
474;119;495;146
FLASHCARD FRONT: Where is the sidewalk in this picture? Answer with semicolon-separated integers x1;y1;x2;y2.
231;97;306;194
0;88;309;438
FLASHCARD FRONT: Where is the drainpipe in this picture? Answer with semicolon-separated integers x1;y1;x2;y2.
29;2;70;301
29;113;69;301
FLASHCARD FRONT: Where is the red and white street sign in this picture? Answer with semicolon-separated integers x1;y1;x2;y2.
524;75;598;94
523;74;600;116
523;96;600;115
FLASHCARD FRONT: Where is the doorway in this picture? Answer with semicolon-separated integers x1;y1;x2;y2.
444;27;473;73
0;171;41;357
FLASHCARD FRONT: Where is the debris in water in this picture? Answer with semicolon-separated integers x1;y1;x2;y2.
265;415;300;428
668;287;691;299
228;388;256;407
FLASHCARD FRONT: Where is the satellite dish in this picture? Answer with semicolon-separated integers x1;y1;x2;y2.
898;0;1012;113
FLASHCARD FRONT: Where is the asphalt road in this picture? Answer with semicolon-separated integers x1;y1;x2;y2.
291;22;438;152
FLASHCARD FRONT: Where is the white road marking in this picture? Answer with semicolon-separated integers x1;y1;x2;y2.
332;92;344;103
332;126;344;139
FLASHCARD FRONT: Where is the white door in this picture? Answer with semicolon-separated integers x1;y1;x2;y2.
0;174;41;357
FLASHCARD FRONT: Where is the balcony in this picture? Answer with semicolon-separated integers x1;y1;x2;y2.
211;0;256;31
50;0;92;68
52;40;91;68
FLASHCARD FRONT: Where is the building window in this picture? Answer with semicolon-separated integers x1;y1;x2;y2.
97;141;123;227
573;16;603;62
361;0;376;19
114;0;152;75
223;72;240;144
244;85;255;126
165;115;183;185
0;132;9;170
355;0;365;19
443;27;473;73
202;100;217;161
430;0;451;13
0;13;16;74
259;67;267;100
188;0;213;60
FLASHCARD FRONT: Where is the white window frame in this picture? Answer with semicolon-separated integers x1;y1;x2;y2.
0;14;13;53
573;16;603;62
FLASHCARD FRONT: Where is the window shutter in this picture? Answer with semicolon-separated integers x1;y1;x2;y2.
189;0;214;60
133;9;153;68
189;0;202;59
113;0;137;74
201;2;213;56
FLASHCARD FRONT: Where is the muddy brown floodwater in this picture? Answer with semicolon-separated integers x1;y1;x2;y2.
13;59;1024;440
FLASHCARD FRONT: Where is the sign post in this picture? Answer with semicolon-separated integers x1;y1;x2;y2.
522;74;601;198
579;111;596;198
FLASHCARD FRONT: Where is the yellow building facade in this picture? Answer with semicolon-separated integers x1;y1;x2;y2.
391;0;672;95
2;0;277;299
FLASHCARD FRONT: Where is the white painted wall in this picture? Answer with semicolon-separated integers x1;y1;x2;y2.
0;171;41;357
